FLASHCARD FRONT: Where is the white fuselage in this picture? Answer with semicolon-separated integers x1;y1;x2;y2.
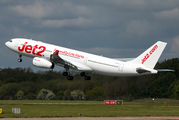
5;38;158;77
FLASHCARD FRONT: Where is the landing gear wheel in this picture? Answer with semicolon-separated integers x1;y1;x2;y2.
63;72;68;76
85;76;91;80
18;59;22;62
18;55;22;62
80;72;85;76
67;76;73;80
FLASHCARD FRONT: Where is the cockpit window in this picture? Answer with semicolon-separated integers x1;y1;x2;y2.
9;40;12;42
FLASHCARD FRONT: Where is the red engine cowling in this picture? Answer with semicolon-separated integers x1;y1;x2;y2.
32;57;55;69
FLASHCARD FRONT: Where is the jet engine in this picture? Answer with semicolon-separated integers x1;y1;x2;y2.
32;57;55;69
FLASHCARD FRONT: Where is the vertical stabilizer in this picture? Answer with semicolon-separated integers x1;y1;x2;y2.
129;41;167;69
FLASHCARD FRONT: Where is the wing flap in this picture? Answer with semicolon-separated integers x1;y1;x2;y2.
114;58;135;62
66;60;92;71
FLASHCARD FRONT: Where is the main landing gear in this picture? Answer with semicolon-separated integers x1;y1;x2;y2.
63;71;91;81
63;65;74;80
18;55;22;62
84;76;91;80
63;71;74;80
80;72;91;80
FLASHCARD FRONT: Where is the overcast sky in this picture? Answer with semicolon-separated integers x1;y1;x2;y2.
1;0;179;71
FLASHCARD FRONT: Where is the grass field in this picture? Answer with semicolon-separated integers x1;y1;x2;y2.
0;99;179;118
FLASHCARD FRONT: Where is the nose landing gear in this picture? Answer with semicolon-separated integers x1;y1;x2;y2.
18;55;22;62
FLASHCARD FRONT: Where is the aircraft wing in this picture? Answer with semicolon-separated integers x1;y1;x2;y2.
50;54;77;69
50;51;92;71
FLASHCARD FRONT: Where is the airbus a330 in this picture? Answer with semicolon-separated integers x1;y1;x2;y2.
5;38;172;80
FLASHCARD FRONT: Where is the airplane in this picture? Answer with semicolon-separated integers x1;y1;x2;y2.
5;38;173;80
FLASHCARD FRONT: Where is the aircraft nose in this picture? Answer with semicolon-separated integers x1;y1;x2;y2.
5;41;9;47
5;41;11;48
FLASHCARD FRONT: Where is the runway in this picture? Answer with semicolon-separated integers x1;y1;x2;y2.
0;102;103;105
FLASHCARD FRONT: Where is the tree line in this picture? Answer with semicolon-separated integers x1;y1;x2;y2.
0;58;179;100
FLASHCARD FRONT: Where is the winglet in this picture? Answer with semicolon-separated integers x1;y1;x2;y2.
53;50;59;55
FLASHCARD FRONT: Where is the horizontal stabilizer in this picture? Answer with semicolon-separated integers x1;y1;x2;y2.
156;69;174;72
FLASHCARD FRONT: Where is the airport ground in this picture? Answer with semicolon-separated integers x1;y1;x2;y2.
1;117;179;120
0;99;179;120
